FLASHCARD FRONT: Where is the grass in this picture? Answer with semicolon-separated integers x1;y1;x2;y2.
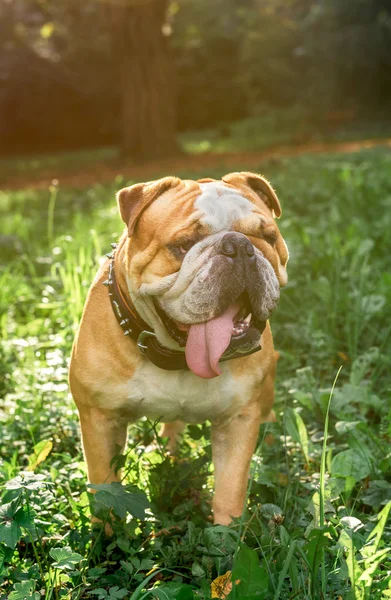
0;147;119;186
1;146;391;599
180;110;391;155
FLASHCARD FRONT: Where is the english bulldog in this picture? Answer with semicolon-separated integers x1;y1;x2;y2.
69;172;288;526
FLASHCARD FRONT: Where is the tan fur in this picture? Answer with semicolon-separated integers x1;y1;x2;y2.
69;171;288;527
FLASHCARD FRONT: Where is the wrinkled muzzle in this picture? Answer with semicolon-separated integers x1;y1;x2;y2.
164;233;280;324
133;232;280;378
144;232;281;379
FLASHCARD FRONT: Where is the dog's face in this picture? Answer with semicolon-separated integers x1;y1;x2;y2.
117;172;288;378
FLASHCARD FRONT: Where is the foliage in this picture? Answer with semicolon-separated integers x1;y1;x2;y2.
0;146;391;598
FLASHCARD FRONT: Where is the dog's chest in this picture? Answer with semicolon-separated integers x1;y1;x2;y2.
124;361;249;423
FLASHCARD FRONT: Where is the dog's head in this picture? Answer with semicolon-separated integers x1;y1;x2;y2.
116;172;288;378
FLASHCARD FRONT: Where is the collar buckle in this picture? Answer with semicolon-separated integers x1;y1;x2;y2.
137;330;157;354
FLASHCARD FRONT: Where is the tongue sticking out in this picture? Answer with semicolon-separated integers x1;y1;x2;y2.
185;302;241;379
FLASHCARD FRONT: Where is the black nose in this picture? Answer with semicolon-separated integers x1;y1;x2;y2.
221;233;255;259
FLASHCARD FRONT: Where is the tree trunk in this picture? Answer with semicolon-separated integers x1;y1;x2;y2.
110;0;179;160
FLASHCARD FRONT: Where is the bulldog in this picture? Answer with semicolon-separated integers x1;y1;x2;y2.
69;172;288;526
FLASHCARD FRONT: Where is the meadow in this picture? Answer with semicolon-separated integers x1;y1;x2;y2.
1;144;391;599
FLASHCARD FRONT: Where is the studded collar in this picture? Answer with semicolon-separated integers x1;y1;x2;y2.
104;244;262;371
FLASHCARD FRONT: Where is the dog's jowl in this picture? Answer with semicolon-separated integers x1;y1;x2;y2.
69;171;289;526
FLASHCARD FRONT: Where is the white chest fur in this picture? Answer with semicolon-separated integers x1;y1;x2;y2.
122;360;256;424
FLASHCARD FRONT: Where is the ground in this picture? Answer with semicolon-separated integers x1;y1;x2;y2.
1;131;391;599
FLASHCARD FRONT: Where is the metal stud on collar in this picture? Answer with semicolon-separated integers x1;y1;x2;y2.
103;243;135;338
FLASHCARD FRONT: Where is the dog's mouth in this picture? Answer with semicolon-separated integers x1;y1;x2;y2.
154;293;265;379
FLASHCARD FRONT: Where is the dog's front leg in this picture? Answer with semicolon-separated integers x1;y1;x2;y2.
211;401;262;526
78;406;128;486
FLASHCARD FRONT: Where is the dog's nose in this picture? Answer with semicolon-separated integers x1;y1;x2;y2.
220;233;255;259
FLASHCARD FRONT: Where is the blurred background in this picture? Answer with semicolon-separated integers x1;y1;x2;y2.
1;0;391;163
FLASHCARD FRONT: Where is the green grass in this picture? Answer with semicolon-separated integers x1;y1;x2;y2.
1;147;391;599
0;147;119;186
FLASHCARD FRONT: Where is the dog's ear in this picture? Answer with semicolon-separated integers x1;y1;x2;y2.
117;176;181;236
222;171;281;218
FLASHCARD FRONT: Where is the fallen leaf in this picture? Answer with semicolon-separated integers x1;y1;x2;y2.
211;571;240;599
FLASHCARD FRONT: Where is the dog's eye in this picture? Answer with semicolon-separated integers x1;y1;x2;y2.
178;240;196;255
169;238;197;258
263;227;278;246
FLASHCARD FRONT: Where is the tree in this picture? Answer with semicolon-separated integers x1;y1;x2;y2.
109;0;178;160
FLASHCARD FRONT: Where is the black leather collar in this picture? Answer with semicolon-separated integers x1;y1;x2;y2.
104;244;262;371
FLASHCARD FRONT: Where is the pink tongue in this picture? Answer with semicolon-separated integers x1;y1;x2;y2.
185;303;241;379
